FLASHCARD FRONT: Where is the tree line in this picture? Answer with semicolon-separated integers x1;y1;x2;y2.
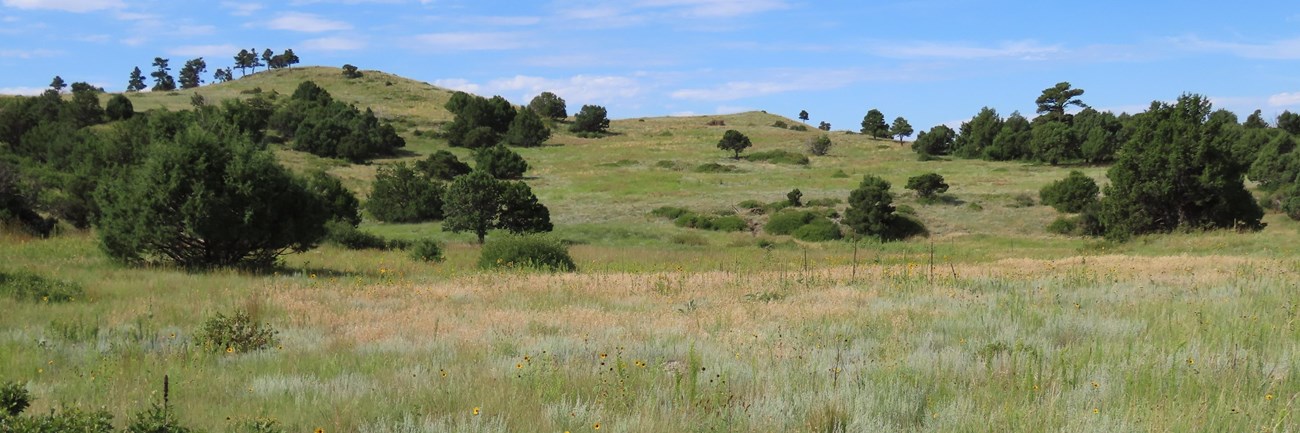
125;48;301;92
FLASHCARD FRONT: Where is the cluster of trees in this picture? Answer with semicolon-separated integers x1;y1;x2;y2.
913;82;1126;164
860;109;914;143
127;48;300;92
269;81;404;161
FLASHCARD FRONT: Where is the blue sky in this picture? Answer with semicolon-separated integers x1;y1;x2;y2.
4;0;1300;132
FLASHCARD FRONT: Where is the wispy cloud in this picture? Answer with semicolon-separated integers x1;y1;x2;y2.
0;86;47;95
1268;92;1300;107
555;0;789;28
2;0;123;13
635;0;789;18
872;40;1063;60
412;32;534;51
266;12;352;32
0;48;59;58
301;36;365;51
670;69;873;101
220;1;264;16
1173;36;1300;60
434;74;644;106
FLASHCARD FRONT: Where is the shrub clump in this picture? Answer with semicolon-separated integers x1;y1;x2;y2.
764;210;817;235
322;220;407;250
408;238;445;263
1040;170;1099;213
478;235;576;272
366;162;445;223
806;134;833;156
744;149;810;165
0;271;83;302
905;172;950;201
2;381;31;417
791;218;842;241
193;309;279;353
693;163;741;173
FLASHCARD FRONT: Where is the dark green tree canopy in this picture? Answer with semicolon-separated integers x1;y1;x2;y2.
365;162;445;223
475;144;529;179
416;150;472;181
127;67;147;92
905;173;949;200
1035;82;1087;119
889;117;913;143
1245;109;1269;129
911;124;956;156
860;109;889;139
1030;119;1077;165
1040;171;1099;213
528;92;567;120
843;175;924;241
106;94;135;121
342;64;363;79
570;104;610;134
1277;111;1300;135
986;111;1032;161
95;120;329;268
953;107;1002;158
49;76;66;93
445;92;518;148
716;129;753;159
150;57;175;92
1072;108;1126;164
799;110;809;122
304;170;361;226
1099;94;1264;239
178;57;207;89
504;108;551;148
443;171;554;244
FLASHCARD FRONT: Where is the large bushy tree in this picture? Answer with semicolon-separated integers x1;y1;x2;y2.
150;57;176;91
416;150;472;181
570;105;610;134
442;170;552;243
444;92;517;148
504;108;551;147
889;117;913;144
912;124;956;156
953;107;1001;158
365;162;445;223
717;129;752;159
1099;94;1264;239
1039;171;1099;213
178;58;207;89
986;112;1032;161
860;109;889;139
96;121;329;268
1035;81;1087;120
475;144;529;179
528;92;567;120
843;175;925;241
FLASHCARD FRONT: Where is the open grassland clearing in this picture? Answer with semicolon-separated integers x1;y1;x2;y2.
3;232;1299;432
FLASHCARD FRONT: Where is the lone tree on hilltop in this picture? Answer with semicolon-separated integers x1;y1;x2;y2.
528;92;568;120
178;57;207;89
127;67;147;92
889;117;913;144
799;110;809;123
861;109;889;139
717;129;752;159
150;57;175;91
49;76;66;93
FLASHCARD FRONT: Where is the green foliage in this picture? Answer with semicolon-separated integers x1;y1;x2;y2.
1029;119;1076;165
744;149;809;165
409;238;445;263
478;234;576;272
504;107;551;147
415;150;472;181
650;206;693;220
1245;109;1269;129
96;120;329;268
271;81;404;161
786;188;803;207
717;130;752;159
127;66;147;92
789;124;809;132
905;173;949;200
6;407;116;432
1100;94;1263;240
527;92;567;120
193;309;279;353
1035;81;1087;118
889;117;913;143
911;124;955;156
772;120;788;129
323;220;406;250
0;162;56;237
365;162;445;223
304;170;360;226
764;210;816;235
1072;108;1126;164
442;171;552;243
2;381;30;417
692;163;741;173
673;213;746;232
791;217;842;242
953;107;1001;158
1047;214;1102;236
126;402;191;433
569;105;610;134
1278;111;1300;135
474;144;529;179
1039;171;1099;213
805;197;841;207
844;175;924;241
806;134;833;156
0;271;83;302
860;109;889;138
150;57;176;92
178;57;206;90
986;112;1033;160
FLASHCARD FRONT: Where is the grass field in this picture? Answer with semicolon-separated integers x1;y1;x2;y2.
3;67;1299;432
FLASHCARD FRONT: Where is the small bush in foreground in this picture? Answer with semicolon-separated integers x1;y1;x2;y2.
409;239;445;263
478;235;576;272
193;309;279;353
2;381;31;416
0;272;83;302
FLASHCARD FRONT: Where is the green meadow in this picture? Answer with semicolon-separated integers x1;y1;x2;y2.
3;67;1299;432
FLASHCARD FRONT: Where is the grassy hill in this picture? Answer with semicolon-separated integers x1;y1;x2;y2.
3;68;1299;432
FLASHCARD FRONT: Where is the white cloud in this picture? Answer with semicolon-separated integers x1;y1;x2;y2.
2;0;123;12
873;40;1062;60
1174;36;1300;60
0;86;46;95
635;0;789;18
432;74;643;106
220;1;263;16
267;12;352;33
670;69;863;101
0;48;58;58
301;36;365;51
1270;92;1300;107
412;32;533;51
167;44;240;57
